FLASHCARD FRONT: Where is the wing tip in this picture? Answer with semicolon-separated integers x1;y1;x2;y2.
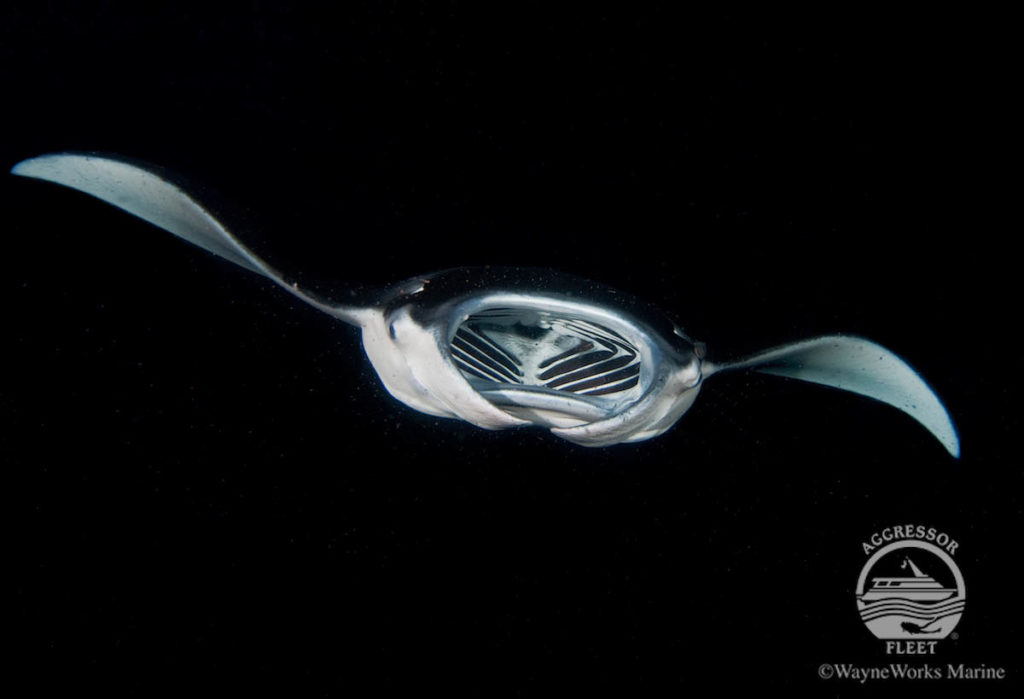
10;156;37;177
11;152;84;180
943;425;961;459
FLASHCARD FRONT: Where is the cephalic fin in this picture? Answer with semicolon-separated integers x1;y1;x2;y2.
705;335;960;457
11;153;371;327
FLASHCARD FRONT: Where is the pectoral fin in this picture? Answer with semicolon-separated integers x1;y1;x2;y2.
11;153;369;326
707;336;960;457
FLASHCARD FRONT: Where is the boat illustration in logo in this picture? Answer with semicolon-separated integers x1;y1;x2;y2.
859;557;958;603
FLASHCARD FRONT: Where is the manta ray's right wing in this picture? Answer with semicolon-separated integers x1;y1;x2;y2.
705;336;960;458
11;153;370;327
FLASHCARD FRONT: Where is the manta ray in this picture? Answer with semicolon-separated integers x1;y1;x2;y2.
11;153;960;454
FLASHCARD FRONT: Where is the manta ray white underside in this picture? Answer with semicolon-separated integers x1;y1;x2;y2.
11;153;960;456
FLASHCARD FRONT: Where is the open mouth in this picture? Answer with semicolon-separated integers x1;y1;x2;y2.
450;308;647;427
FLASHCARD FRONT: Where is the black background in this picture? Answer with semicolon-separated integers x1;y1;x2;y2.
2;4;1016;695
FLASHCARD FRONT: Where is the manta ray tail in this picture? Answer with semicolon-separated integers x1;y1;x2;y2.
704;336;960;457
11;153;370;327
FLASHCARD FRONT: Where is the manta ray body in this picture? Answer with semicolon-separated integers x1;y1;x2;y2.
11;153;960;455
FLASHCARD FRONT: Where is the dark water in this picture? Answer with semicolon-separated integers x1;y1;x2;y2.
1;5;1015;694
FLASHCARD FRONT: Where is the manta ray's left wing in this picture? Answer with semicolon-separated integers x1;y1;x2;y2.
11;153;369;326
706;335;960;457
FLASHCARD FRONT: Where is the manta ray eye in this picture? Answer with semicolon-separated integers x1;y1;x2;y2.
389;323;397;340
